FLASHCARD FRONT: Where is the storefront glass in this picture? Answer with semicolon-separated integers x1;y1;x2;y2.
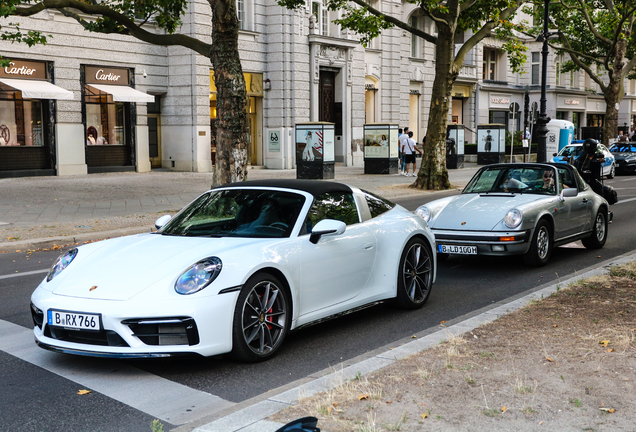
0;88;43;147
84;85;125;145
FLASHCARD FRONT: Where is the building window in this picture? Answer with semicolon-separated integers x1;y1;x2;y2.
322;6;328;36
555;57;561;86
587;114;604;127
483;49;497;80
556;111;567;120
489;110;508;128
410;15;420;58
0;86;44;147
630;79;635;95
84;85;125;146
236;0;253;31
569;70;578;89
531;52;540;85
365;83;377;123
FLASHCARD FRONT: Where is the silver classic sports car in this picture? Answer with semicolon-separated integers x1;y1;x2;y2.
416;163;611;266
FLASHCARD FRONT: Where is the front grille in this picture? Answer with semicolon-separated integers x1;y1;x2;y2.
44;326;129;347
122;317;199;346
434;230;531;243
31;303;44;329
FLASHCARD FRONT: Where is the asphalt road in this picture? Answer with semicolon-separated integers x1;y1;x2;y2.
1;175;635;431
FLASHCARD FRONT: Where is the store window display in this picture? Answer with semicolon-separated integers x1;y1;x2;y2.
84;85;124;146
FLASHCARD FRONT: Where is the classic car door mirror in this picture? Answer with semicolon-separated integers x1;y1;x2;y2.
560;188;578;199
553;153;557;157
154;214;172;229
309;219;346;244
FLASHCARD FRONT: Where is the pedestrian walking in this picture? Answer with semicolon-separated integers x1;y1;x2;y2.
399;127;409;175
402;131;421;176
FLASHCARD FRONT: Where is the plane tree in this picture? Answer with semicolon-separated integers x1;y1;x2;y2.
529;0;636;145
1;0;246;187
279;0;528;189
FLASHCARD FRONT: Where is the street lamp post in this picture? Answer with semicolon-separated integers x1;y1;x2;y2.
536;0;551;162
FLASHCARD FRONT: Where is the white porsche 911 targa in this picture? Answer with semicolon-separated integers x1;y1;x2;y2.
31;180;436;362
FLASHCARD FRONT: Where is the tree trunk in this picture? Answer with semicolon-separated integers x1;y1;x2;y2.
411;26;453;190
602;39;627;146
210;0;248;187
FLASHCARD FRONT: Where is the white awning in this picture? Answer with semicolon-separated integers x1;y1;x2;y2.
0;78;74;100
88;84;155;103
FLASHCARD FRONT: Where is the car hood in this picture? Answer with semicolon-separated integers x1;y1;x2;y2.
613;152;636;161
49;233;270;301
430;193;545;231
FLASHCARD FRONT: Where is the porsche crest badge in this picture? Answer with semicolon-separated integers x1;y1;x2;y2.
89;286;98;292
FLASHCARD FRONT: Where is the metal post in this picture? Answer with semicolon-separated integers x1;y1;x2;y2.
536;0;551;163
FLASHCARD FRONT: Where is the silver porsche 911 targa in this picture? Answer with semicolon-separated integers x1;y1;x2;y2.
416;163;611;266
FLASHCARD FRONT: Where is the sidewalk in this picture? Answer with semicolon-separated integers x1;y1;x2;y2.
0;164;479;251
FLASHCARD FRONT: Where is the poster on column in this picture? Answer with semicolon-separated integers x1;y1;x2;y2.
296;127;324;162
364;126;390;158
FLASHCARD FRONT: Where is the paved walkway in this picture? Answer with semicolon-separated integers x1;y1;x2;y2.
0;164;479;250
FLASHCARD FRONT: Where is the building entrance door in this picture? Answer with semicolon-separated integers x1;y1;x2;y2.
148;115;161;168
319;70;336;125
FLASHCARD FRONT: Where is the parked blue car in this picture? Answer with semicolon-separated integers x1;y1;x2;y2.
551;141;615;179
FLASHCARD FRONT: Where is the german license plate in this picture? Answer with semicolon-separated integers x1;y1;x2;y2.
47;310;101;331
438;244;477;255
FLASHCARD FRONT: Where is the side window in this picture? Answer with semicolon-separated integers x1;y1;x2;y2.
572;168;589;191
363;190;396;218
303;192;359;233
557;168;576;191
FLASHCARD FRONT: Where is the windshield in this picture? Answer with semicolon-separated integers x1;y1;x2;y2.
558;146;583;157
463;166;557;195
609;143;636;153
160;189;306;238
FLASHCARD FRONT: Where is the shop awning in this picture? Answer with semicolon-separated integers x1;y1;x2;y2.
0;78;74;100
88;84;155;103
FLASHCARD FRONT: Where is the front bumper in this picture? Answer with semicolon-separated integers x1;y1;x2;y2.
432;229;532;256
30;287;240;358
615;160;636;173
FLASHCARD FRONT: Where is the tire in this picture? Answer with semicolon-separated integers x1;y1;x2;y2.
607;163;615;179
231;273;290;362
582;210;608;249
523;220;552;267
395;238;434;309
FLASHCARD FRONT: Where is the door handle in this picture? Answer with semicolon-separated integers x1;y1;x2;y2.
363;242;375;250
582;198;588;203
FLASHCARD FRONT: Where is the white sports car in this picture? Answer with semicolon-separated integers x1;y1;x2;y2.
31;180;436;361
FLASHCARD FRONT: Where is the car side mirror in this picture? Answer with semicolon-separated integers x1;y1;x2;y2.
560;188;578;199
155;214;172;229
309;219;346;244
552;153;557;157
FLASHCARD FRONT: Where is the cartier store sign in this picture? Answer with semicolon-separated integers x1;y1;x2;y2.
0;60;46;80
557;94;586;110
85;66;129;85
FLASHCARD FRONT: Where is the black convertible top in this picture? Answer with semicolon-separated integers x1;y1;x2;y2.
214;179;353;198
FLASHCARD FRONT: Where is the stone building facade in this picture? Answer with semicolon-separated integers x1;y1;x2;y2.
1;1;634;178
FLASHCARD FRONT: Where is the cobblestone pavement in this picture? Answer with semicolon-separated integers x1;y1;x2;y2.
0;164;478;250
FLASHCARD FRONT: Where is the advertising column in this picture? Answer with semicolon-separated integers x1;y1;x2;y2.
363;124;399;174
295;122;335;179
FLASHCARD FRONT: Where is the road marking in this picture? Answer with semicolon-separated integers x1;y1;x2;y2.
0;269;48;280
614;197;636;205
0;319;234;425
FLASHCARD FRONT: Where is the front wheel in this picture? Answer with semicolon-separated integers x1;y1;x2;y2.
582;210;607;249
394;238;434;309
231;273;290;362
523;220;552;267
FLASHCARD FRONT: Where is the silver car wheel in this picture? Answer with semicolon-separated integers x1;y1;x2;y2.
536;226;550;260
595;212;606;242
402;243;432;303
241;280;287;356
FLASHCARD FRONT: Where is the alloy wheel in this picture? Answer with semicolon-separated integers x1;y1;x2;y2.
402;243;432;303
595;212;606;241
241;281;287;356
536;226;550;260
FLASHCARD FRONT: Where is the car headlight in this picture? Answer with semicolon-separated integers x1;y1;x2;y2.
504;209;523;229
47;248;78;282
175;257;222;295
415;205;431;223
